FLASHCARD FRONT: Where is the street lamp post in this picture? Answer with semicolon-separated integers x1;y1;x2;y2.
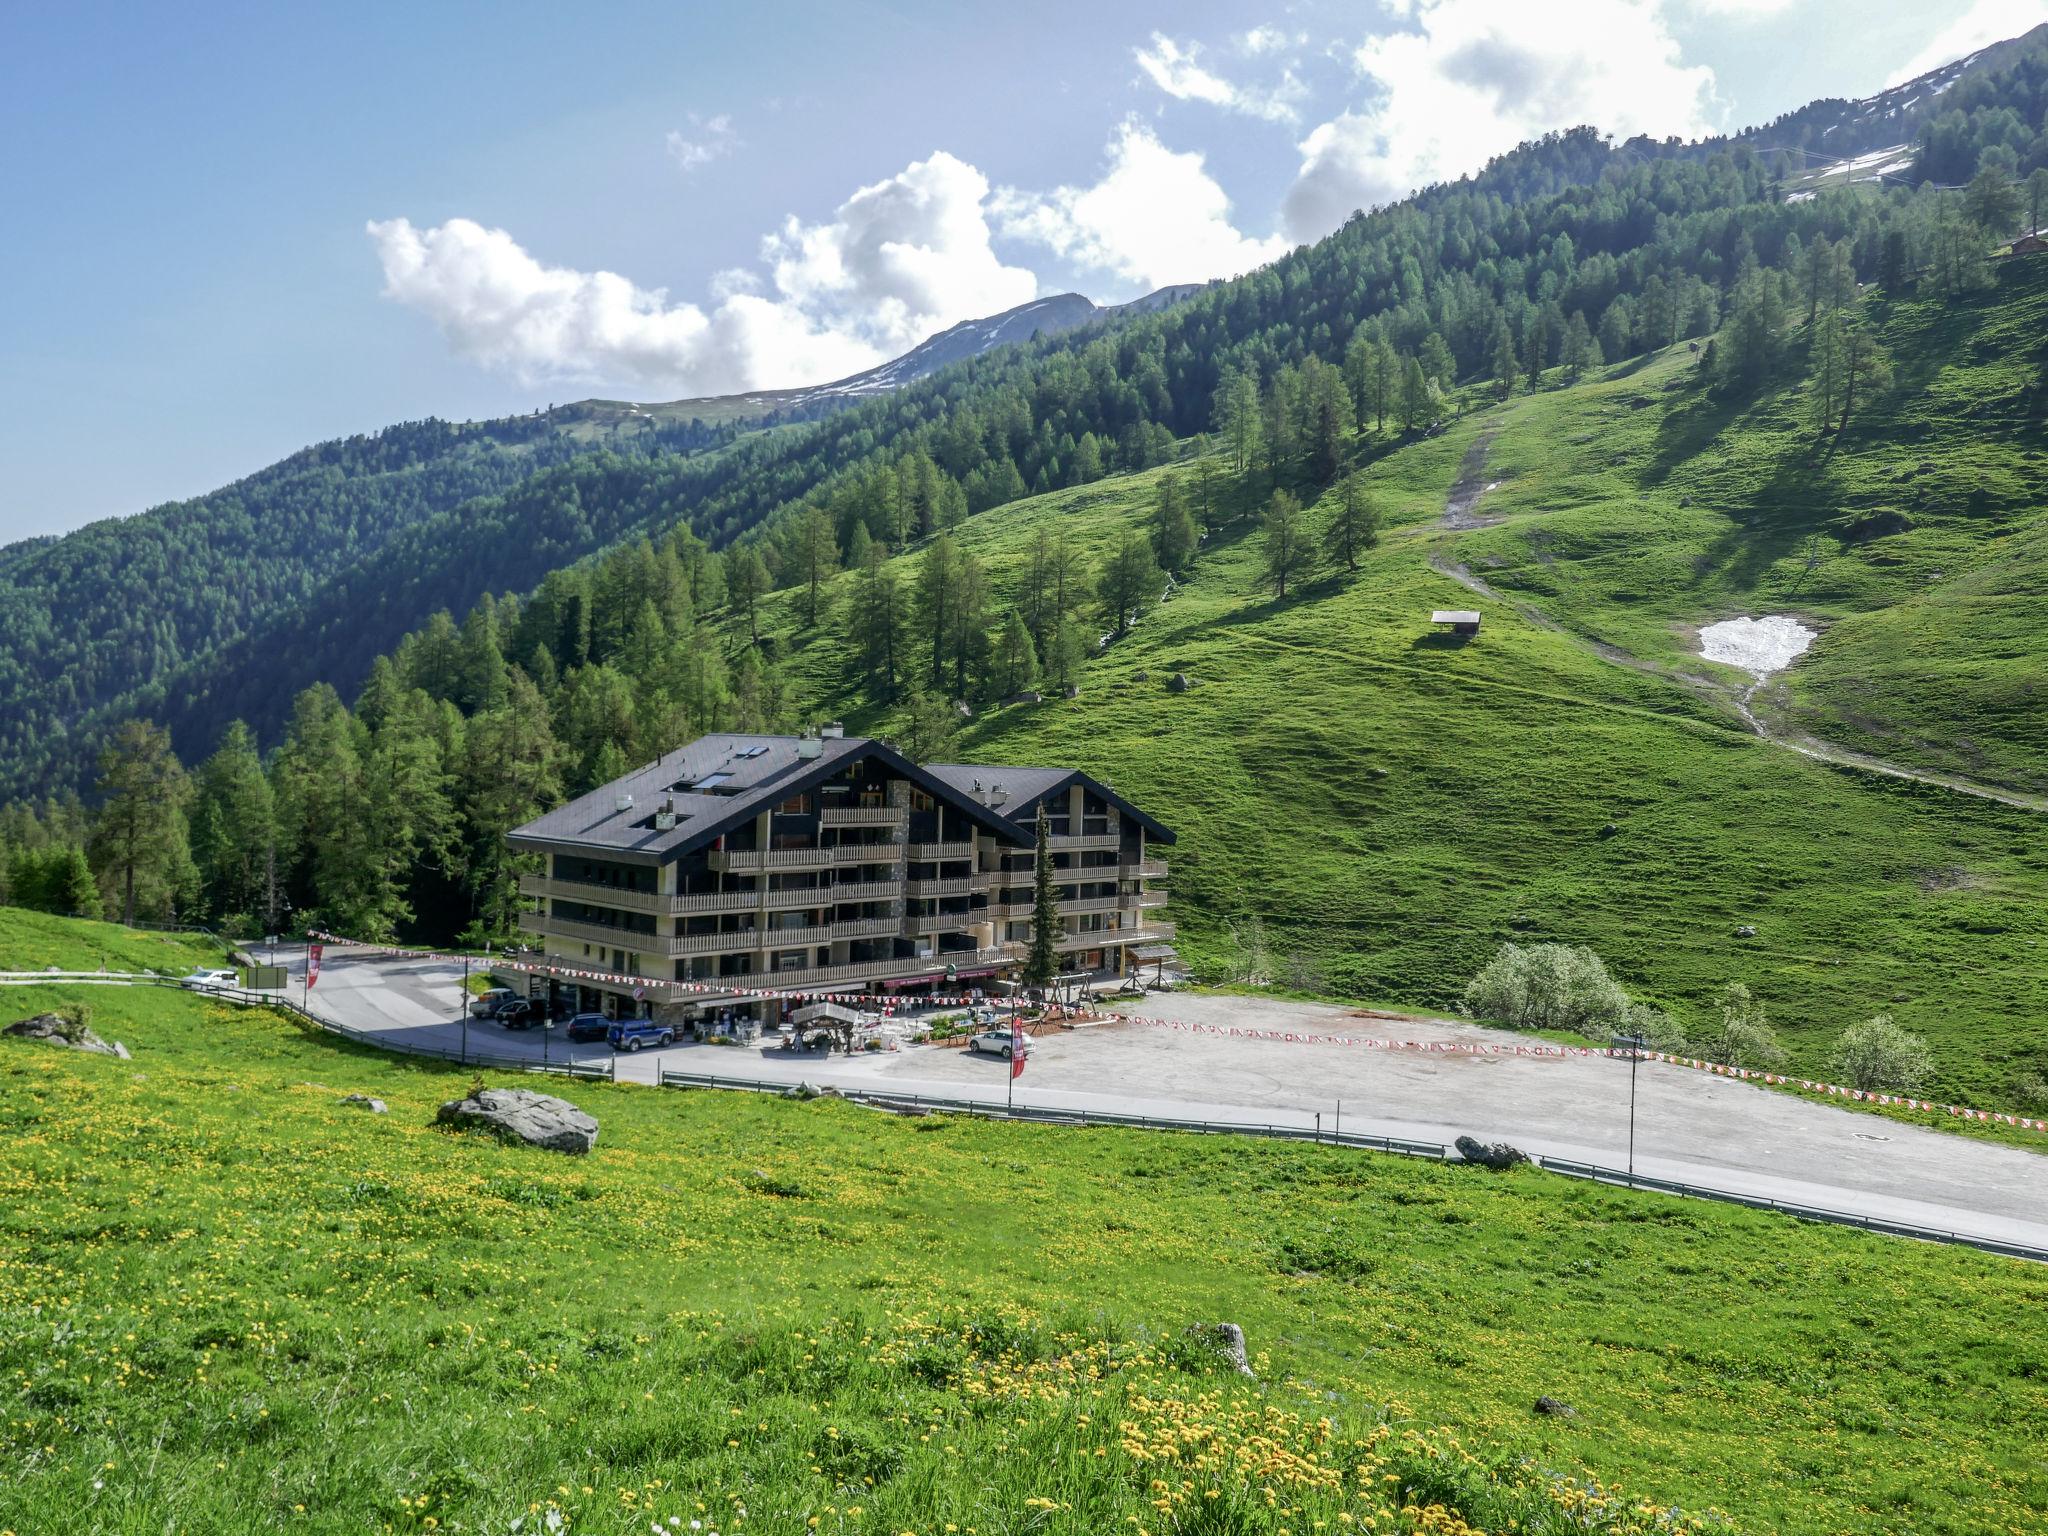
1609;1030;1649;1187
460;949;471;1064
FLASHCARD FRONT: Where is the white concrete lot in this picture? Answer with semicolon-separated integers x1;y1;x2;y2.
294;949;2048;1253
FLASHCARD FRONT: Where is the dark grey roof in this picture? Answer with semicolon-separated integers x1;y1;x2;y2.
510;734;1036;862
924;762;1176;844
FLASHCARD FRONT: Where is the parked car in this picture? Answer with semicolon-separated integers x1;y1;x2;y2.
180;968;239;991
469;988;518;1017
967;1028;1031;1058
563;1013;613;1043
497;1000;543;1030
606;1018;676;1052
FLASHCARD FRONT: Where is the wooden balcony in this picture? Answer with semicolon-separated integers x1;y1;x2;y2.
1121;858;1169;880
820;805;906;828
906;840;975;861
1050;832;1123;853
904;876;974;898
709;846;834;873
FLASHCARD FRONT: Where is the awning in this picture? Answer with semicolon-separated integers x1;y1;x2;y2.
1133;945;1178;961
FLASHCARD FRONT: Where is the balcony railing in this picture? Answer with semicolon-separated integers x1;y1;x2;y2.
520;873;669;915
831;843;901;867
1122;858;1168;880
1132;889;1169;909
521;913;685;957
820;805;906;828
902;909;980;935
904;876;974;898
906;840;975;861
1050;832;1123;853
709;846;833;873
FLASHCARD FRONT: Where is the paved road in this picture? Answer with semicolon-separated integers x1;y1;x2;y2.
294;950;2048;1253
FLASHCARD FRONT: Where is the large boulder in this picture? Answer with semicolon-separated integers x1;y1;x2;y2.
1455;1135;1528;1171
5;1013;130;1059
436;1087;597;1155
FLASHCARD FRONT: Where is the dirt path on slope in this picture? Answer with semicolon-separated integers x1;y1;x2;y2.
1420;430;2048;813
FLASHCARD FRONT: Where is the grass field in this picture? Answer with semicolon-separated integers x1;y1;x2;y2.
1;965;2045;1535
740;268;2048;1111
0;907;227;975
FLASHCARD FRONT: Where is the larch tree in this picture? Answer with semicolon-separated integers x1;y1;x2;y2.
1097;532;1164;639
1262;489;1308;599
89;719;191;926
789;505;840;627
1323;474;1381;574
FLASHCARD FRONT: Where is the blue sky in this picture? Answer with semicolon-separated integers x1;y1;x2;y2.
3;0;2041;539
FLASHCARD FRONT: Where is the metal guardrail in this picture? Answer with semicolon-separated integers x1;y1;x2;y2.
117;975;620;1082
656;1069;2048;1264
1534;1157;2048;1264
657;1069;1448;1159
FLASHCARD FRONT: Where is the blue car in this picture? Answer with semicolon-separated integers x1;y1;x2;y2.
606;1018;676;1052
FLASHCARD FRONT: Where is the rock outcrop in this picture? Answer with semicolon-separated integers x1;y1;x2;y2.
436;1088;597;1154
5;1013;130;1059
1454;1135;1528;1170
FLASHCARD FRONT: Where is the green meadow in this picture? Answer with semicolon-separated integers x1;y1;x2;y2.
1;962;2044;1535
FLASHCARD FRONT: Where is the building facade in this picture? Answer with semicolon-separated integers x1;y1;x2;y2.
502;729;1174;1023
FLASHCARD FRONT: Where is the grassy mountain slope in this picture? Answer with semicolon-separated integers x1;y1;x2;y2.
744;275;2048;1109
0;959;2042;1534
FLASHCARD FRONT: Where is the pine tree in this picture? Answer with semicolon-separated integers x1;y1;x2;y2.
1262;490;1307;598
918;535;961;691
851;542;905;705
1097;532;1164;639
727;548;770;647
994;609;1038;698
1045;616;1089;694
1149;471;1198;576
1838;324;1892;436
896;691;957;764
1022;804;1060;993
789;504;839;627
89;719;190;925
190;720;276;925
1323;473;1381;573
1808;309;1847;433
1489;324;1519;400
1400;354;1434;429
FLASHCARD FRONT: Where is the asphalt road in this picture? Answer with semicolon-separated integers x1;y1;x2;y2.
293;950;2048;1253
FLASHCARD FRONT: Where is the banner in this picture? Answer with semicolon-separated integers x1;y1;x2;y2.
306;943;322;989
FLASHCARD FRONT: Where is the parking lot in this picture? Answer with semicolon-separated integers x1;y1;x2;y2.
295;949;2048;1251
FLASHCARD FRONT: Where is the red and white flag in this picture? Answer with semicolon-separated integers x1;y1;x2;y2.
307;943;323;988
1011;1019;1027;1080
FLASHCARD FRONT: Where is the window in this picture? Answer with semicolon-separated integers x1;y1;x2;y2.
692;772;733;790
738;745;770;759
778;792;813;814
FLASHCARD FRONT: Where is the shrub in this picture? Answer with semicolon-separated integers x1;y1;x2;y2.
1461;943;1628;1034
1703;983;1786;1070
53;1001;93;1044
1622;1000;1689;1054
1832;1013;1933;1092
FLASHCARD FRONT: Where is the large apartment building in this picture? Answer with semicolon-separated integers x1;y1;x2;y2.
503;729;1175;1024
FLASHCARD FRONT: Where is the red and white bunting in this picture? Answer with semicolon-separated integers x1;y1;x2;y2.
1128;1018;2048;1133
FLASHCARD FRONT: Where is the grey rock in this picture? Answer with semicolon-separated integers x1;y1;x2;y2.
341;1093;388;1114
1166;672;1191;693
1191;1321;1255;1377
1534;1395;1577;1418
784;1081;839;1100
1132;670;1149;682
5;1013;130;1059
1454;1135;1528;1171
436;1087;597;1155
1063;684;1080;699
1734;925;1757;938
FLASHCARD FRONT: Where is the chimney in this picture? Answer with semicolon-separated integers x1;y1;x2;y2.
614;793;634;814
820;721;844;740
796;735;823;760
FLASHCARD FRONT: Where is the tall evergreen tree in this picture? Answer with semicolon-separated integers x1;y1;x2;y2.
89;719;191;925
1262;490;1308;599
1323;474;1381;574
1022;804;1061;993
1149;471;1198;576
1097;532;1164;639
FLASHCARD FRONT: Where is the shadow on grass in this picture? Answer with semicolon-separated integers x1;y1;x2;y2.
1408;631;1475;651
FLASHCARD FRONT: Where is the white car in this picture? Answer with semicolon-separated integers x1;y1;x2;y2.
180;968;240;991
967;1028;1031;1059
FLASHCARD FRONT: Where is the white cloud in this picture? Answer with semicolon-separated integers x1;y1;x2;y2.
1133;32;1305;123
1890;0;2048;84
1238;25;1304;55
1284;0;1718;241
368;151;1036;396
665;113;738;172
1682;0;1796;14
994;120;1291;292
